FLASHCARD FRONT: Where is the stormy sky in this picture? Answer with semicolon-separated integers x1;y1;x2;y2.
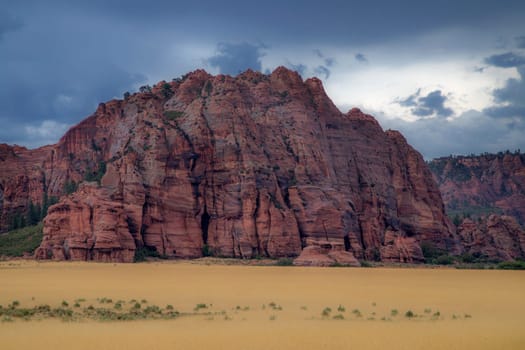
1;0;525;159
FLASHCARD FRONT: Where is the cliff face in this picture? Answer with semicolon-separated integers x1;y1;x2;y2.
428;153;525;261
428;153;525;225
1;67;457;263
457;215;525;262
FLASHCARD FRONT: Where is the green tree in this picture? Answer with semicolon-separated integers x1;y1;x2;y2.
27;201;41;226
161;83;173;98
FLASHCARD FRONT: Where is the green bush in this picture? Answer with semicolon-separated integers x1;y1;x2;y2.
497;260;525;270
321;307;332;317
0;223;43;257
276;258;294;266
134;246;162;262
435;255;455;265
164;111;184;121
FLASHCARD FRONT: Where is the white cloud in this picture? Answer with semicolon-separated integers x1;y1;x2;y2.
23;120;70;148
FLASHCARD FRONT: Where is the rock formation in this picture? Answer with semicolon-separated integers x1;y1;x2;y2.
427;153;525;261
428;153;525;225
1;67;459;263
457;215;525;261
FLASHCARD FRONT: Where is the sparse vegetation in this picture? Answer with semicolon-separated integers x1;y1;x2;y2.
497;260;525;270
164;110;184;121
391;309;399;317
321;307;332;317
405;310;415;318
276;257;293;266
0;223;43;257
194;303;208;311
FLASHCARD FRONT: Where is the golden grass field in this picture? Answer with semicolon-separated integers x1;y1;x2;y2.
0;260;524;350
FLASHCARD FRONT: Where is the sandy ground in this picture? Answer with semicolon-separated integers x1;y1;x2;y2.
0;260;524;349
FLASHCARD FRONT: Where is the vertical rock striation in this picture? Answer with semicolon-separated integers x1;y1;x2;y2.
1;67;458;263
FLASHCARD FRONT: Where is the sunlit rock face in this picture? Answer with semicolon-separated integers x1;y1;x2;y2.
1;67;458;263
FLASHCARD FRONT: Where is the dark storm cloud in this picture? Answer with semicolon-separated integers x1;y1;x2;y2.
483;66;525;118
397;90;453;118
483;52;525;119
2;0;525;149
208;42;265;76
355;53;368;63
13;0;523;46
484;52;525;67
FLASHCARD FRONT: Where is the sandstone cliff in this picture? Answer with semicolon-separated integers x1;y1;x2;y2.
428;152;525;225
428;153;525;261
1;67;458;263
457;215;525;261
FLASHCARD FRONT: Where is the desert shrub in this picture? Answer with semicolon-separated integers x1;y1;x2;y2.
359;261;373;267
420;241;444;261
337;305;346;312
435;255;455;265
405;310;415;318
164;111;184;121
63;180;78;194
390;309;398;316
497;260;525;270
332;314;345;320
321;307;332;317
194;303;207;311
161;83;173;98
83;161;106;184
276;258;294;266
134;246;162;262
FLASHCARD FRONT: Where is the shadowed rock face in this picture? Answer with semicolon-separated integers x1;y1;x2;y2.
457;215;525;261
1;67;458;263
429;153;525;226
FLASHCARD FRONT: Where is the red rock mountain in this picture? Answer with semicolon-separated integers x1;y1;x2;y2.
1;68;459;263
428;153;525;261
428;153;525;225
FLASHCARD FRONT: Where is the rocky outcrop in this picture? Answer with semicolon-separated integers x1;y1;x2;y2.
457;215;525;261
429;153;525;225
1;67;458;263
34;183;135;262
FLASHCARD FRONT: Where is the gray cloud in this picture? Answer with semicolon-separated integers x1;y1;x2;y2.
484;52;525;68
314;66;331;79
355;53;368;63
324;57;335;67
516;36;525;48
377;110;525;159
484;66;525;118
1;0;525;154
208;42;265;75
286;62;307;77
398;89;453;118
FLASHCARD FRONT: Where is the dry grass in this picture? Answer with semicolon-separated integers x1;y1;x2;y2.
0;261;524;349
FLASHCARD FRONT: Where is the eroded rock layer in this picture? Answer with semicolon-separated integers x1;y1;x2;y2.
1;67;458;263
